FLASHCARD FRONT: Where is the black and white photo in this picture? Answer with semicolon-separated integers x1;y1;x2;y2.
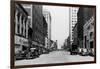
10;1;96;69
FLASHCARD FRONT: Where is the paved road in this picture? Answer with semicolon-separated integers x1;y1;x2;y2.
15;50;94;66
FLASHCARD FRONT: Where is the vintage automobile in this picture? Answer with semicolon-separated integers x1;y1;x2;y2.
15;51;23;60
26;48;40;59
15;50;27;60
78;48;89;56
70;45;78;55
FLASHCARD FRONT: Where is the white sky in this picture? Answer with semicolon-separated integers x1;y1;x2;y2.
43;5;69;49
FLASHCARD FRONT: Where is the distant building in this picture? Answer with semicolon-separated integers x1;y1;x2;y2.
64;39;67;47
55;40;58;50
63;39;67;50
62;36;70;51
50;40;58;51
67;36;70;51
43;10;52;50
49;40;54;51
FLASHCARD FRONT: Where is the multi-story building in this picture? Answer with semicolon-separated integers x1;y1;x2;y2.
62;36;70;51
54;40;58;50
64;39;67;47
43;10;51;50
14;4;29;59
77;7;92;48
23;4;48;54
69;7;79;46
31;5;47;53
15;3;48;59
83;8;95;56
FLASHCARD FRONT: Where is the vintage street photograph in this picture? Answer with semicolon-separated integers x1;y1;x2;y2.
14;2;95;66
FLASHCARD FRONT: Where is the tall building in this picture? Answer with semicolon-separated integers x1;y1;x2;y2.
23;4;48;53
83;8;95;55
14;4;29;59
69;7;79;46
77;7;94;49
31;5;45;52
43;10;51;50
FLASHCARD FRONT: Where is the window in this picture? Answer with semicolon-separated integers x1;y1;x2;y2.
21;16;23;35
90;32;93;39
87;25;90;30
21;26;23;36
17;24;20;34
90;41;93;48
25;8;31;16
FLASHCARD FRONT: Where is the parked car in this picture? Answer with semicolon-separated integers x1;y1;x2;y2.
81;52;89;56
88;49;94;56
15;51;25;60
26;48;40;59
78;49;89;56
78;48;82;55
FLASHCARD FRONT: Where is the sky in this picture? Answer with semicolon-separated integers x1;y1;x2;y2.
43;5;70;49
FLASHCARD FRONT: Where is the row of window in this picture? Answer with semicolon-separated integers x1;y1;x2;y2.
15;10;28;38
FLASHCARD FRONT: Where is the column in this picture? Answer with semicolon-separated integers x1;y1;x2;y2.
19;14;22;35
15;10;18;34
26;19;28;38
23;17;26;37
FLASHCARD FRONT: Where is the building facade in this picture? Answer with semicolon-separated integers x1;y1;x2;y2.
14;4;29;58
22;4;33;28
43;10;52;50
14;3;48;59
83;8;95;55
69;7;79;46
63;39;67;50
77;7;93;48
31;5;47;54
72;23;78;46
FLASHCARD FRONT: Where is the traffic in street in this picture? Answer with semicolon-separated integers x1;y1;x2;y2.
15;50;94;66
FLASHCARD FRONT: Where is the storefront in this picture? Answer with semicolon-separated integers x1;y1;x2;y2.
15;35;29;58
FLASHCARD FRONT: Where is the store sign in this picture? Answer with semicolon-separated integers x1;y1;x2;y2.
19;39;28;45
32;41;38;45
15;35;28;46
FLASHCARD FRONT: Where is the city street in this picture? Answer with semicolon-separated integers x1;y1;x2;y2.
15;50;94;66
